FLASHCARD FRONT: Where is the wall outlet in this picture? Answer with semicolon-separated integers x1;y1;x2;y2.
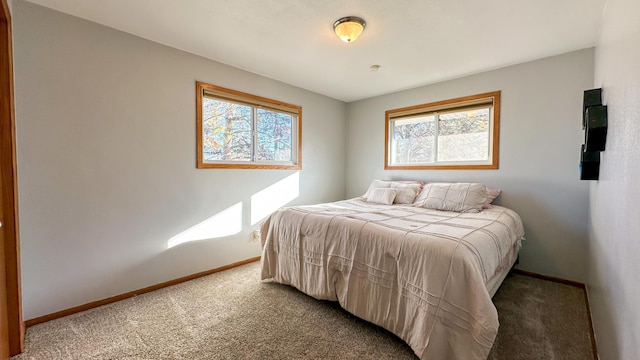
251;230;260;243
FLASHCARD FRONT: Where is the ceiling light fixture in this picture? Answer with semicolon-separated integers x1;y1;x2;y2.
333;16;366;43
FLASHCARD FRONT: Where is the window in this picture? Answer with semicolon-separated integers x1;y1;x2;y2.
196;81;302;169
385;91;500;170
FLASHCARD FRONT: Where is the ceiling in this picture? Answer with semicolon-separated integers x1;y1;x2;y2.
25;0;605;102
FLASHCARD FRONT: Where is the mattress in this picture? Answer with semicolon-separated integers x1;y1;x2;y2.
261;198;524;359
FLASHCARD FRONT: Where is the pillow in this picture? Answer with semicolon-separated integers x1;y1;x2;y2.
366;188;397;205
362;180;423;204
362;180;390;199
390;183;422;204
412;183;488;213
483;187;502;209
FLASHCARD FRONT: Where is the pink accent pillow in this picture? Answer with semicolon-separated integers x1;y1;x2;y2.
483;187;502;208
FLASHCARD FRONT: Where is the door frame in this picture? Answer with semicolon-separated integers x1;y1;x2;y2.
0;0;23;356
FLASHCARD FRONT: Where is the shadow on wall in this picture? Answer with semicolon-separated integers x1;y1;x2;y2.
166;172;300;249
587;218;621;360
502;188;589;283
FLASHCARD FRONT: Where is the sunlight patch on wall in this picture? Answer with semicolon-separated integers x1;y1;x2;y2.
251;172;299;225
167;202;243;249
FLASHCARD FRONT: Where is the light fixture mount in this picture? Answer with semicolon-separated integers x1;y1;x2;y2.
333;16;366;43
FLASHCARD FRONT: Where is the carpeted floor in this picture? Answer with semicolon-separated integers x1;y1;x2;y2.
12;262;594;360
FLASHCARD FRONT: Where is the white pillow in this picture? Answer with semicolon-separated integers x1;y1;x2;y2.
412;183;487;213
390;183;421;204
362;180;392;198
366;188;397;205
362;180;422;204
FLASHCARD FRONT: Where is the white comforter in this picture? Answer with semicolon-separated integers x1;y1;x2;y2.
260;199;524;360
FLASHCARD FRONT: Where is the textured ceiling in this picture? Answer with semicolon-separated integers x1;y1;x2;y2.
26;0;605;102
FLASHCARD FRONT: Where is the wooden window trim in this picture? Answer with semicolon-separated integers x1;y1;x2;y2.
384;91;500;170
196;81;302;170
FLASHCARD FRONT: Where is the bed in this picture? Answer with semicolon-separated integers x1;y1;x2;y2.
260;182;525;360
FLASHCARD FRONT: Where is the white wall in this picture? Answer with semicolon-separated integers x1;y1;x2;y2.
589;0;640;358
12;1;346;320
346;49;593;282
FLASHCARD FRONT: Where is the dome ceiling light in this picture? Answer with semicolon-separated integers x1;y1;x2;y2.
333;16;366;43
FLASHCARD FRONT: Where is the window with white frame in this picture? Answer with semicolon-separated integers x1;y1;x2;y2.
385;91;500;170
196;81;301;169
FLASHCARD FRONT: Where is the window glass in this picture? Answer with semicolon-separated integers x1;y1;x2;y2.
391;115;435;164
202;98;252;162
437;108;489;162
256;109;293;162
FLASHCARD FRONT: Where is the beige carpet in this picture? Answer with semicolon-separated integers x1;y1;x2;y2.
12;262;594;359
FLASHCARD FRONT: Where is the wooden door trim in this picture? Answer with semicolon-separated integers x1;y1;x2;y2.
0;188;8;360
0;0;24;355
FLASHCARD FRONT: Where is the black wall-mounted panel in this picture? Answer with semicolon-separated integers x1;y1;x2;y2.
580;144;600;180
583;88;603;129
580;88;606;180
585;105;608;151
